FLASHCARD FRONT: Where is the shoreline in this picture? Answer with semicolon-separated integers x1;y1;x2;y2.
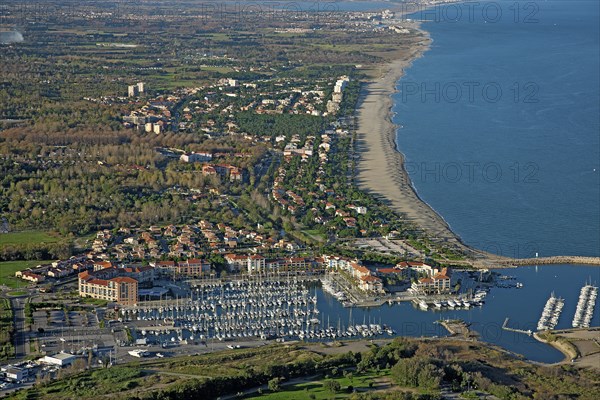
353;13;600;267
532;331;579;365
354;23;485;258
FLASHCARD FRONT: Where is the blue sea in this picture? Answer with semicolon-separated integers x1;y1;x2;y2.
393;0;600;258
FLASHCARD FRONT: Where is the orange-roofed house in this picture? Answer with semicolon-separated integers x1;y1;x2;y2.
93;261;113;271
202;165;217;176
18;271;45;283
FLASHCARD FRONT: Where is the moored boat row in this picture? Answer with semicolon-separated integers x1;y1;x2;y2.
537;292;564;331
120;277;389;344
572;284;597;328
412;289;487;311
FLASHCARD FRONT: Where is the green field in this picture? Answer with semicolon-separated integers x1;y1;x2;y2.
0;231;61;246
0;260;54;288
6;291;27;297
246;370;392;399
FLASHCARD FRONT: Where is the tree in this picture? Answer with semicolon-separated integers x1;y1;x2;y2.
391;357;442;391
268;377;281;392
323;379;341;394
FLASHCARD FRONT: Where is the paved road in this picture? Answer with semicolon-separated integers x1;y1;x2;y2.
9;296;26;358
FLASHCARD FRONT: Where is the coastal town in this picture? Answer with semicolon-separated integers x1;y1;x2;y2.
1;0;599;399
1;230;479;389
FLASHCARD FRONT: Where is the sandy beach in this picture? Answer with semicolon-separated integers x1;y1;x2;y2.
354;33;472;254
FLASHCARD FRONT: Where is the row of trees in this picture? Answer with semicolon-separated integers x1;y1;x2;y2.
19;336;600;399
0;241;73;262
0;299;14;360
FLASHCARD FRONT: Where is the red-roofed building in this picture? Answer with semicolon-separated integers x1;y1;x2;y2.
93;261;113;271
395;261;428;269
17;271;45;283
247;254;266;273
78;271;138;306
177;259;211;276
224;254;248;272
411;267;451;294
350;262;370;279
377;266;411;281
152;259;211;277
202;165;217;176
155;260;176;269
121;265;155;284
359;275;384;292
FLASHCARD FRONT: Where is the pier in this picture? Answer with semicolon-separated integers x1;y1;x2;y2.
502;317;532;336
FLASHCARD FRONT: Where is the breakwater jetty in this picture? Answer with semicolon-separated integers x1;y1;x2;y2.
493;256;600;267
438;319;471;336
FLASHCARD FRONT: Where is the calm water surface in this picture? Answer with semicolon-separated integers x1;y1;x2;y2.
393;0;600;257
317;265;599;363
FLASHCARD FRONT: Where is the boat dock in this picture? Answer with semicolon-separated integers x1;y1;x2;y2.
119;276;389;344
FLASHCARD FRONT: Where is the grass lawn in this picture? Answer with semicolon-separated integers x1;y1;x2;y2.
246;370;392;399
0;231;61;246
302;229;326;243
79;297;109;307
7;291;27;296
0;260;54;288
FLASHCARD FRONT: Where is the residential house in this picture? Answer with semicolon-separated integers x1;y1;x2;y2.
17;271;45;283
